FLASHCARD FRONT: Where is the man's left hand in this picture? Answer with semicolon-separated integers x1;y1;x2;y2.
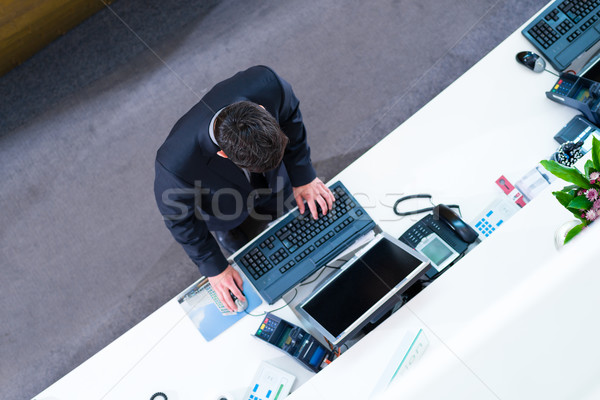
293;177;335;219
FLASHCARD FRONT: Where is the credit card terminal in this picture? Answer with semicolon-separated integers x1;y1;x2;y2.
546;73;600;125
254;313;331;373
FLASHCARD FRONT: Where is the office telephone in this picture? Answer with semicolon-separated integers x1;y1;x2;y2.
399;204;478;277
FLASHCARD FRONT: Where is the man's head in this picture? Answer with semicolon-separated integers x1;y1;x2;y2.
214;101;289;173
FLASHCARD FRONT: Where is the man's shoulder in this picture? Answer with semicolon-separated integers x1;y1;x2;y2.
155;100;215;180
215;65;280;92
239;65;278;79
202;66;284;111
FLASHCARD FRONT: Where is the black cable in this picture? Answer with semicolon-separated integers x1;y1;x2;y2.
393;194;434;216
393;194;461;217
545;68;559;77
150;393;167;400
243;264;341;317
244;264;341;317
243;288;298;317
300;265;341;286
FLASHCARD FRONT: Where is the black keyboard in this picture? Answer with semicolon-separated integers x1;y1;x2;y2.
232;181;376;304
239;184;364;279
522;0;600;71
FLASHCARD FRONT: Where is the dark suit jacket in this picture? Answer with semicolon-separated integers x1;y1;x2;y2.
154;66;316;277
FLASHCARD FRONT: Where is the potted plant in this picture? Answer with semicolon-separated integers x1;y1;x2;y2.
540;136;600;244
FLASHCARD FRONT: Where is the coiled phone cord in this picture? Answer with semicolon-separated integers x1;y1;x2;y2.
393;194;461;217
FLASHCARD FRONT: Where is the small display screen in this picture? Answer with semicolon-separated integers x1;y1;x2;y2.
420;237;453;266
301;238;424;339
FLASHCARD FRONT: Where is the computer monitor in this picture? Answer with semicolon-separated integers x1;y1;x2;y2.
581;56;600;82
296;232;430;346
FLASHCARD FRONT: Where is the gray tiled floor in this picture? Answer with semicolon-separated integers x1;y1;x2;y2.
0;1;547;399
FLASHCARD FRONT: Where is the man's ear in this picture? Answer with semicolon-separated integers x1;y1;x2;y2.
217;150;228;158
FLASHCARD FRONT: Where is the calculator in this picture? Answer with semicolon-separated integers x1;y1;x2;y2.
470;197;520;240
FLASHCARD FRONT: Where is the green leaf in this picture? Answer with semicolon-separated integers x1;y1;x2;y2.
585;160;596;177
593;136;600;171
551;191;585;220
567;188;581;197
540;160;591;189
568;195;593;210
553;190;575;208
564;223;585;244
560;185;580;196
571;210;586;221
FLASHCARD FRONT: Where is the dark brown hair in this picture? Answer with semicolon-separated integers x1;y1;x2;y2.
214;101;289;172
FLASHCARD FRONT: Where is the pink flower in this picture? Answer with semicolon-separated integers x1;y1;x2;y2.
577;189;585;196
586;188;599;201
594;199;600;210
585;209;598;221
590;172;600;184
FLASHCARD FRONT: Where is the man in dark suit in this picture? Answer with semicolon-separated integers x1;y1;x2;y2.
154;66;334;311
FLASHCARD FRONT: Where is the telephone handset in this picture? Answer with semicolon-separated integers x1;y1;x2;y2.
399;204;478;276
434;204;479;244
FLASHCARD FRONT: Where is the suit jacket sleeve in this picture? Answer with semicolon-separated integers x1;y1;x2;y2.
269;68;317;187
154;160;228;277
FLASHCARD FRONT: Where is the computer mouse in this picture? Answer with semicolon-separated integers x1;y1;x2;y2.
516;51;546;73
235;297;248;313
230;290;248;313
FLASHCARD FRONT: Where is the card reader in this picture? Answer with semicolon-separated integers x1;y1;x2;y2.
546;73;600;125
254;313;331;373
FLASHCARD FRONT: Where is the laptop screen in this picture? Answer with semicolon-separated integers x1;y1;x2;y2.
298;234;429;344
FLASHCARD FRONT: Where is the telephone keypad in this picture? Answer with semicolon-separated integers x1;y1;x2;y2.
404;223;430;247
399;214;469;254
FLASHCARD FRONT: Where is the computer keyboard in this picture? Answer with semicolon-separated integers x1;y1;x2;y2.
232;181;376;304
239;184;365;279
522;0;600;71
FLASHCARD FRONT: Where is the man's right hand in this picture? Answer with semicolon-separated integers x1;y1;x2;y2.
208;265;246;312
293;177;335;220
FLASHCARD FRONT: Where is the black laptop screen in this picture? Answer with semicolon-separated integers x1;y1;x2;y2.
301;238;423;338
